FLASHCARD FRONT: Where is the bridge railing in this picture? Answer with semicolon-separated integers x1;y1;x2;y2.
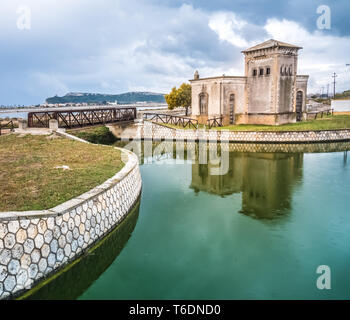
144;113;198;129
307;108;333;120
207;116;223;129
0;120;15;136
28;107;136;128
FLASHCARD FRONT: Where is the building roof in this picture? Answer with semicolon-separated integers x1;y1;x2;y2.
242;39;302;53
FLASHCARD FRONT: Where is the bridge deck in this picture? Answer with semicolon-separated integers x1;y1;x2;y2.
28;107;136;128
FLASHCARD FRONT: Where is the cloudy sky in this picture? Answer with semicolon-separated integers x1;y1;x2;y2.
1;0;350;105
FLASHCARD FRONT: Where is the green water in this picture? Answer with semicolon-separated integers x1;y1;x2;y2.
75;143;350;300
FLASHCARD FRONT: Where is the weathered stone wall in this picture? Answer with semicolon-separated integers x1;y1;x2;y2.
190;76;246;120
135;121;350;143
0;147;142;299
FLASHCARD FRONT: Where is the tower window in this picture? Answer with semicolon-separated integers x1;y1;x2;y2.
259;68;264;76
253;69;257;76
266;67;271;75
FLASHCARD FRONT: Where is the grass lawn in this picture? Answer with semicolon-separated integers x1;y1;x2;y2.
0;134;124;212
68;125;117;145
151;115;350;131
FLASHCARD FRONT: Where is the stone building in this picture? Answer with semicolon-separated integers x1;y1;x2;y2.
189;39;309;126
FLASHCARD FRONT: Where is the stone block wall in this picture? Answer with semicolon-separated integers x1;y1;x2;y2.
0;148;142;299
135;122;350;143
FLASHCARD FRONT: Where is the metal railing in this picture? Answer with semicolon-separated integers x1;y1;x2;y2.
308;108;333;120
144;113;198;129
207;116;223;129
28;107;136;128
0;120;15;136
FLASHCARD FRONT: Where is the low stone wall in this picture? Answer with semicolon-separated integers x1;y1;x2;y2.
129;122;350;143
0;147;142;299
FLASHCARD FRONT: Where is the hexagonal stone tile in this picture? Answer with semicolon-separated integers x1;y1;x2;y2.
34;234;44;249
66;231;73;244
8;221;20;234
16;268;27;287
58;235;66;248
4;275;16;291
85;219;91;231
56;216;63;226
83;232;90;244
16;229;27;244
64;243;71;257
86;208;92;220
41;244;50;258
79;224;85;235
8;259;20;275
95;225;100;236
20;254;31;269
50;239;58;254
12;243;24;260
37;220;47;234
56;248;64;262
74;215;80;227
0;238;3;249
61;222;68;235
28;264;38;279
69;209;76;218
47;253;56;267
0;265;7;281
27;224;38;239
46;217;55;230
72;239;79;252
30;249;41;264
53;225;61;239
68;218;74;231
72;227;79;240
62;212;70;222
23;238;35;254
0;223;8;238
91;216;96;228
19;220;30;229
77;235;84;248
4;233;16;249
44;230;53;244
38;258;47;273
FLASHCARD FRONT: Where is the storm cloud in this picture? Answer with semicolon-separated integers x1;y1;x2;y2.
0;0;349;105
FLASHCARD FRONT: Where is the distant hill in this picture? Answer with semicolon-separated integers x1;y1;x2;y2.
45;92;166;104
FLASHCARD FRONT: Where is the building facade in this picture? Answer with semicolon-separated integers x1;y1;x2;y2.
190;39;309;126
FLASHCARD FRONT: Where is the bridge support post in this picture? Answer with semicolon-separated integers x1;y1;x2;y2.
18;119;28;131
49;119;59;131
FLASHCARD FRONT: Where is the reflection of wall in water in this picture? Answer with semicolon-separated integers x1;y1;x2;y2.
190;152;303;219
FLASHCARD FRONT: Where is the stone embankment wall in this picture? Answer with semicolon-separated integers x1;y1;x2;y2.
127;121;350;143
0;147;142;299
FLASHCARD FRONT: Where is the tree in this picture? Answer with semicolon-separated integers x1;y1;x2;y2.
164;87;178;110
177;83;191;116
165;83;192;115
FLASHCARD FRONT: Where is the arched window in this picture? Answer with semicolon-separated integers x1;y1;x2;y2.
266;67;271;75
289;66;293;76
280;66;284;76
199;93;208;115
259;68;264;76
284;67;288;75
252;69;257;76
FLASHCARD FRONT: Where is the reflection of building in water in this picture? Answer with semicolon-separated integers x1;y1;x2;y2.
190;152;303;219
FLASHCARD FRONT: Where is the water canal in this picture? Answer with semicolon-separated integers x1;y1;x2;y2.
26;141;350;299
